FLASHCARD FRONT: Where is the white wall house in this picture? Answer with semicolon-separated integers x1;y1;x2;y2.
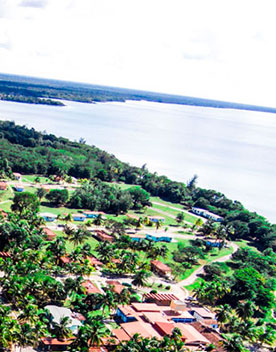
191;207;223;222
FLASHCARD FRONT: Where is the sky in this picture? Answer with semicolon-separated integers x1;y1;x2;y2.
0;0;276;106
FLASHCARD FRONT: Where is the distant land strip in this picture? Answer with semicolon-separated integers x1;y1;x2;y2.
0;72;276;113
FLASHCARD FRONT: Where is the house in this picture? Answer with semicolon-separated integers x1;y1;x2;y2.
0;208;8;218
151;260;172;277
44;305;83;334
13;184;24;192
81;280;101;294
0;182;7;191
83;211;105;218
144;293;179;306
40;337;75;351
112;328;131;342
148;216;165;223
130;234;145;242
87;256;103;268
60;256;71;265
72;213;86;221
191;322;224;351
13;172;21;181
106;280;125;295
146;234;172;243
94;230;114;242
0;252;11;259
191;207;223;222
40;212;57;222
189;307;218;329
120;321;162;339
42;227;56;241
205;239;224;248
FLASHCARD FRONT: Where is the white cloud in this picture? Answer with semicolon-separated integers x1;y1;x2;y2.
0;0;276;106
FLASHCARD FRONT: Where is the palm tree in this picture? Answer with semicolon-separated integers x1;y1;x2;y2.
155;220;161;231
235;301;255;321
71;321;109;349
215;304;232;330
67;226;90;247
97;290;117;313
36;188;47;201
132;269;150;287
176;212;185;225
93;214;104;226
52;316;73;341
221;334;249;352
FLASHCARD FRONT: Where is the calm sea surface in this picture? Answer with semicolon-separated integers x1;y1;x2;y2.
0;99;275;223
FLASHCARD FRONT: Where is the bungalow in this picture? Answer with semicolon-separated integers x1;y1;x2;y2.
13;184;24;192
146;234;172;243
189;307;218;329
81;280;101;294
106;280;125;295
72;213;86;221
148;216;165;223
0;182;7;191
87;256;103;268
151;260;172;277
205;239;224;248
130;234;146;242
83;211;105;218
13;172;21;181
40;213;57;222
40;337;74;351
144;293;179;306
0;208;8;218
191;207;223;222
94;230;114;242
44;305;83;334
42;227;56;241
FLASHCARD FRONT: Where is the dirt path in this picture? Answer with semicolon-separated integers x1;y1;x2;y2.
178;242;239;287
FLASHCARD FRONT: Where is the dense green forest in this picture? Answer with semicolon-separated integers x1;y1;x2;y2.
1;73;276;113
0;120;275;250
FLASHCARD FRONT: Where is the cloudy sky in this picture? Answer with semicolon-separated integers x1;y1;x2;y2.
0;0;275;106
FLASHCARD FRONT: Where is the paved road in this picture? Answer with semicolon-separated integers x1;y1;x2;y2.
178;242;239;287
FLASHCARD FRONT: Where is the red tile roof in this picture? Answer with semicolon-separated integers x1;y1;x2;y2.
41;338;75;346
87;256;103;267
151;260;172;273
42;227;56;241
0;182;7;190
60;256;71;264
154;321;175;336
82;280;101;294
144;293;179;302
0;252;11;258
95;230;114;242
112;328;131;342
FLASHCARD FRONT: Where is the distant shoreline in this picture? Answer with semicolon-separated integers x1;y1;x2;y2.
0;72;276;114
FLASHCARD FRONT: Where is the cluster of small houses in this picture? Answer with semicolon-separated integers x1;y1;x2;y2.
39;292;223;351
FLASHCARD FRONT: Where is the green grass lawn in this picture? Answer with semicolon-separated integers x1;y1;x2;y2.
150;196;198;224
0;188;13;203
184;277;204;292
22;175;53;184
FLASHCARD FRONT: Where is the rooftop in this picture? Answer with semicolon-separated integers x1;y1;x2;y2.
151;260;172;273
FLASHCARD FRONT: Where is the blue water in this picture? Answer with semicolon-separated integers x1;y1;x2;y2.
0;99;275;223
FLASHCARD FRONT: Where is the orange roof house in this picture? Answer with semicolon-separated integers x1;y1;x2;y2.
42;227;56;241
94;230;114;242
106;280;125;294
87;256;103;267
144;293;179;306
0;182;7;190
151;260;172;276
13;172;21;180
81;280;101;294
